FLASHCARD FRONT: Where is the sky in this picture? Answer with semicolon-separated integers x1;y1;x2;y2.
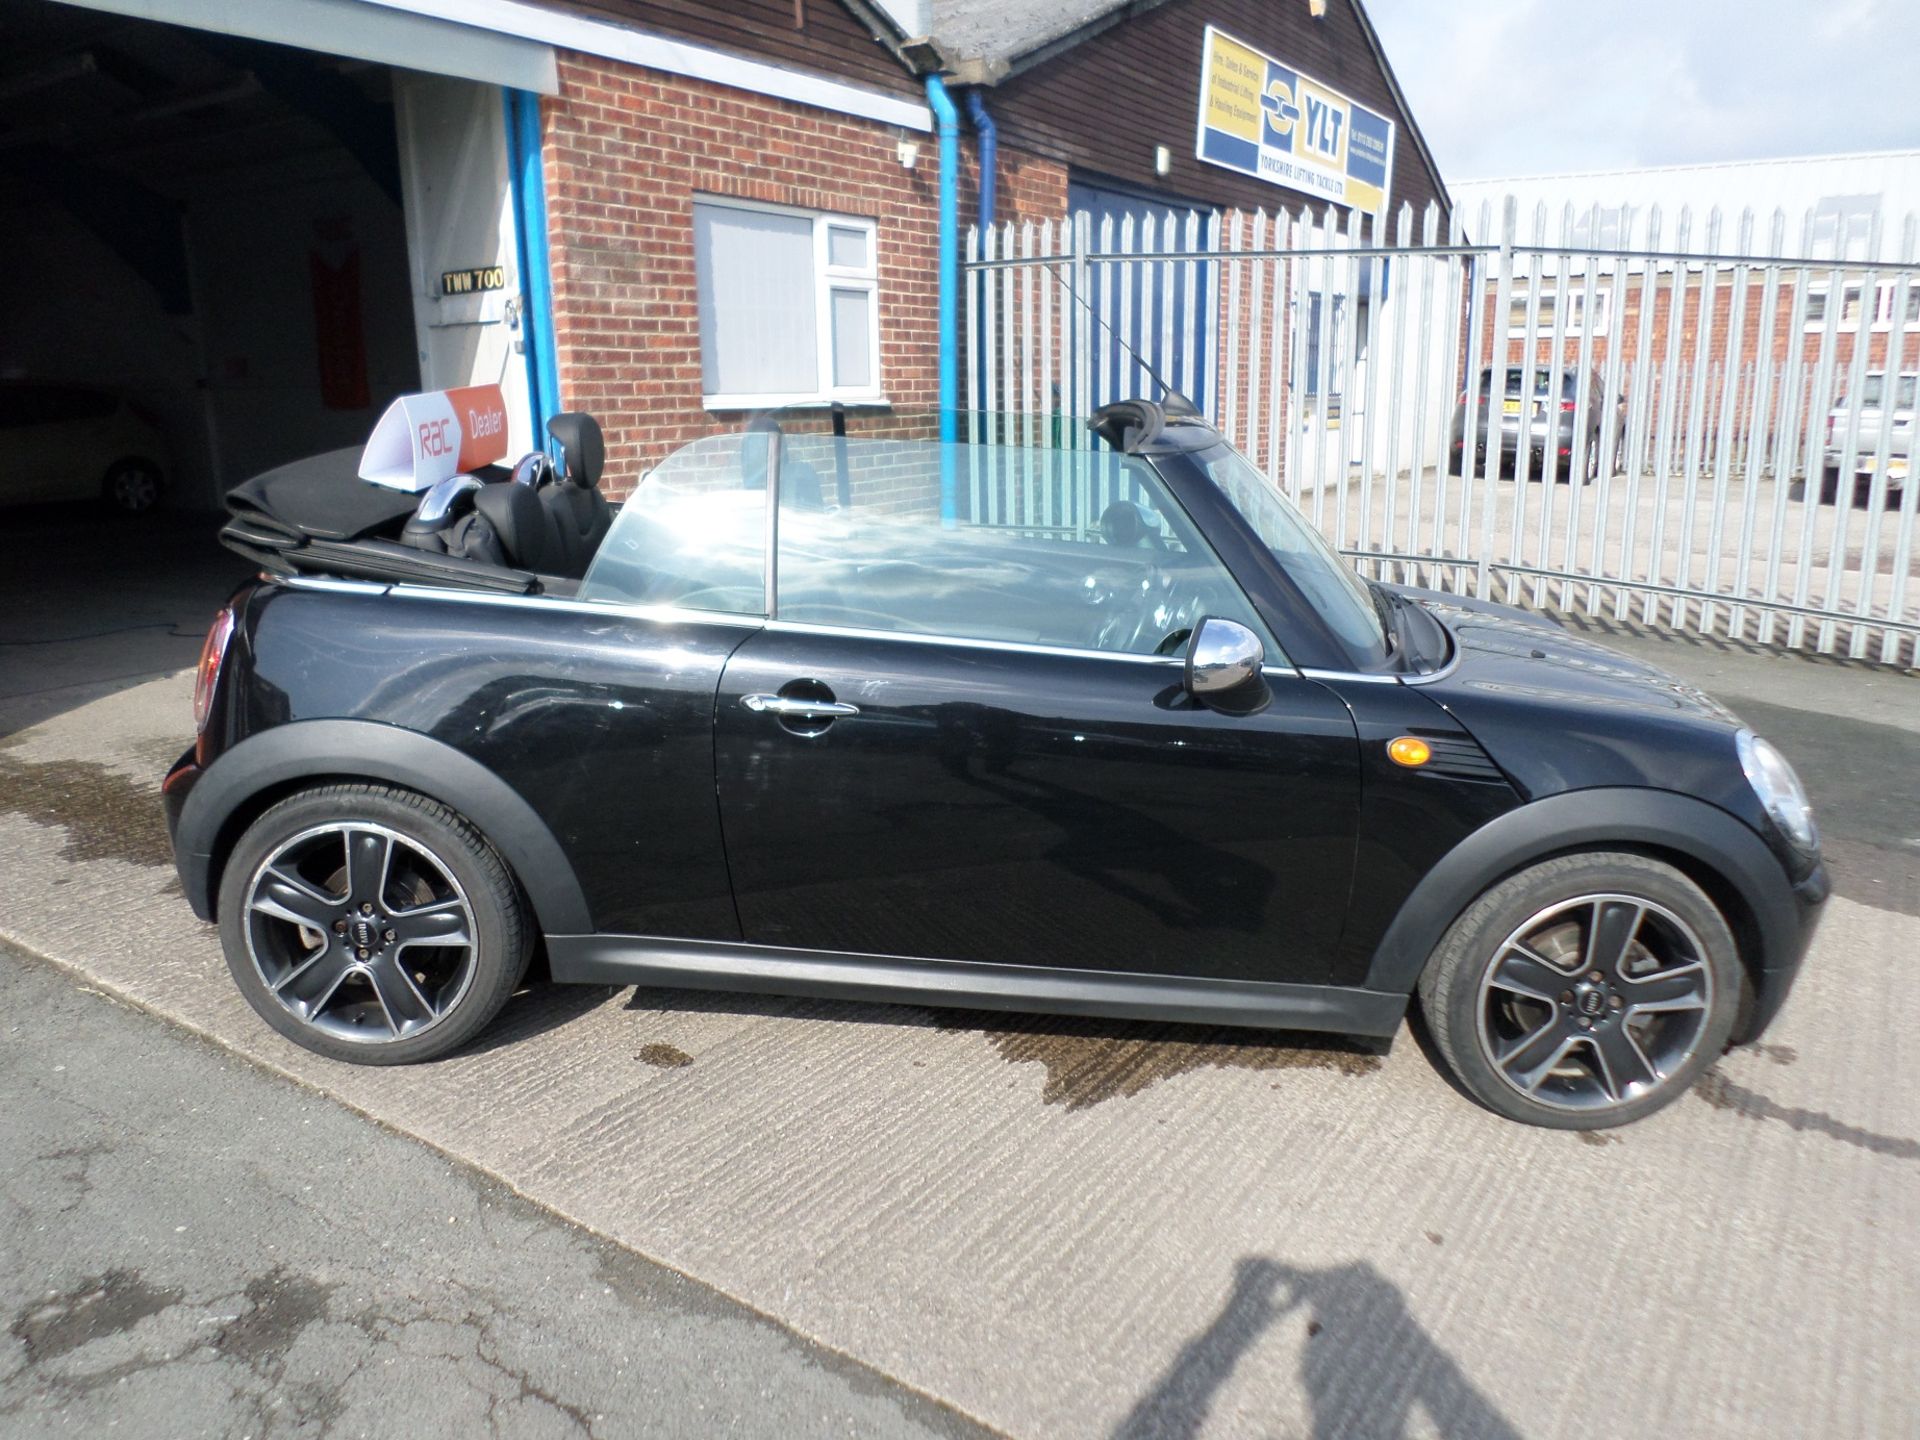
1363;0;1920;180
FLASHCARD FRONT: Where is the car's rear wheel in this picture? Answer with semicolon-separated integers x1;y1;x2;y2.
101;457;163;514
1418;852;1741;1128
217;784;530;1065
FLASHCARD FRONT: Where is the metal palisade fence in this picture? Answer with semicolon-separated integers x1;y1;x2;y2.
965;198;1920;666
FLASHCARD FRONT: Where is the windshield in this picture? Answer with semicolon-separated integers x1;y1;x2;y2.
579;424;1282;661
1483;368;1579;400
1193;444;1391;668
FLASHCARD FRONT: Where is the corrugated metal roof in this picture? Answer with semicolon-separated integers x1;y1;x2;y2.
1450;150;1920;258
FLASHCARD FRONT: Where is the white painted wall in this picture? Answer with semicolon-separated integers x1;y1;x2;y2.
394;71;534;457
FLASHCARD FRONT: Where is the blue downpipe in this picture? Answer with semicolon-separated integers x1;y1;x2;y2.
963;89;996;230
962;89;996;430
926;75;959;522
504;89;561;443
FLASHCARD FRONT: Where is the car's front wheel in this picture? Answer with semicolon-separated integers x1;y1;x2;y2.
217;784;531;1064
1418;852;1742;1128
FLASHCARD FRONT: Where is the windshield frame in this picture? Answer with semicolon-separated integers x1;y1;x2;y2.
1141;440;1406;673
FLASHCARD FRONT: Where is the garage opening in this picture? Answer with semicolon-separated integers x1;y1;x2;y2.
0;5;429;515
0;1;552;735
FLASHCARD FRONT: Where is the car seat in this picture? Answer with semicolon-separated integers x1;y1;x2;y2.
539;412;613;577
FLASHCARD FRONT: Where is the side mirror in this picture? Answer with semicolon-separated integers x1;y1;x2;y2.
1185;617;1269;714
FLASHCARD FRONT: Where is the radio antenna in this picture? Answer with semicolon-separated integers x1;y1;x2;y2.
1036;239;1191;409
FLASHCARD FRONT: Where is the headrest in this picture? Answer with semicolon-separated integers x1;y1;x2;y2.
473;481;552;572
548;412;605;490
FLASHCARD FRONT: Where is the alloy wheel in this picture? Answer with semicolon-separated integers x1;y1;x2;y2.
108;464;160;512
241;822;478;1045
1472;892;1713;1114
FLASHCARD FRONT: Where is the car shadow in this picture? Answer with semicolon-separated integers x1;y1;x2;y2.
454;976;624;1057
618;985;1388;1110
1113;1255;1525;1440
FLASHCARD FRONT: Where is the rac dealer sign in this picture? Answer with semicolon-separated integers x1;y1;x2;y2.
1195;25;1395;220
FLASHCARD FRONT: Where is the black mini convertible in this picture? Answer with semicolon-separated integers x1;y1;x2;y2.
164;400;1828;1128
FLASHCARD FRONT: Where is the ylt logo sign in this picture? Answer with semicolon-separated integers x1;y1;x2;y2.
1300;92;1345;162
1196;25;1393;217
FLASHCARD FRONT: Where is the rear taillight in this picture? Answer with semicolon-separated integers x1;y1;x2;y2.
1559;399;1576;413
194;607;235;733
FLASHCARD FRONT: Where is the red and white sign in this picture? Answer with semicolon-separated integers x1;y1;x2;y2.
358;384;510;491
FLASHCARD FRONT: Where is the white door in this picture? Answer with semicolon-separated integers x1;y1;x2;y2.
393;73;536;458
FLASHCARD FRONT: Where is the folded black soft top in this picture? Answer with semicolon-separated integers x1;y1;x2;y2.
225;446;421;543
220;447;538;595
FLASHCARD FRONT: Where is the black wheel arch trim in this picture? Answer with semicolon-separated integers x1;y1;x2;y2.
172;718;591;934
1361;787;1822;1035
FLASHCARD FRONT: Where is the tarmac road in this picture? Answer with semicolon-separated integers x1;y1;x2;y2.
0;944;988;1439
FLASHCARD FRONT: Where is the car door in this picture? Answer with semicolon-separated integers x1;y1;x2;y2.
710;434;1361;987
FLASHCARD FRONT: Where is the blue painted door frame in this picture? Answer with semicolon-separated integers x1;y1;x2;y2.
504;88;561;440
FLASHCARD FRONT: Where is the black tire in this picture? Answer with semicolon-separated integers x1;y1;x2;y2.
101;456;164;514
1817;466;1840;505
217;783;531;1065
1417;852;1742;1129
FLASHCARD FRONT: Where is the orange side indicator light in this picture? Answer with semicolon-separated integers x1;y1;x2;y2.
1387;735;1432;768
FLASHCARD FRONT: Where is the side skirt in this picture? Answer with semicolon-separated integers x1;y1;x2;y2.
545;935;1409;1038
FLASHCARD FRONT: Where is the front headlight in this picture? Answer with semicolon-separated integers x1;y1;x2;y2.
1737;729;1817;852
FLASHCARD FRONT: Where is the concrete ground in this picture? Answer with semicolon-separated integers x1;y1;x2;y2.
1;500;1917;1438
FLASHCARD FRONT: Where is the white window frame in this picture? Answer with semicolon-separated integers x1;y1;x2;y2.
694;193;884;411
1505;280;1611;338
1867;279;1920;332
1803;279;1869;331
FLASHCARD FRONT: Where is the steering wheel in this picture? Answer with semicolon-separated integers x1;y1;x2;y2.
1098;499;1167;552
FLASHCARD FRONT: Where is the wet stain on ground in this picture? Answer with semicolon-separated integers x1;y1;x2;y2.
0;750;173;870
1694;1067;1919;1161
933;1010;1381;1111
1753;1043;1798;1066
1424;1232;1444;1246
215;1267;338;1365
637;1042;693;1068
11;1269;183;1365
1576;1130;1620;1148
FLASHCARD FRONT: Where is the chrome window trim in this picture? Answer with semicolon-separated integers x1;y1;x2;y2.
278;575;391;596
763;618;1191;668
278;576;1318;673
278;575;765;631
1298;667;1404;685
391;584;765;630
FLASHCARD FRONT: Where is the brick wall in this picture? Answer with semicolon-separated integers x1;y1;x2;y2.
539;52;1067;496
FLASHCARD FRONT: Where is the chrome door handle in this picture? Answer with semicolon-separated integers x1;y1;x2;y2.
741;694;860;719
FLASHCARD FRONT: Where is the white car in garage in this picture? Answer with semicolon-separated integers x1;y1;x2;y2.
0;381;171;514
